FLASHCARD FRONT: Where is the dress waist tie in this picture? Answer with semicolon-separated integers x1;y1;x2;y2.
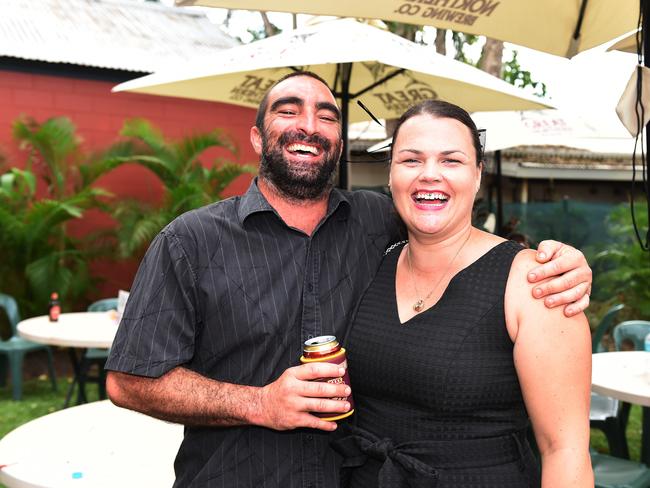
331;426;529;488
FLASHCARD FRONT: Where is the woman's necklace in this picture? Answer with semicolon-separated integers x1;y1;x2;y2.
406;229;472;313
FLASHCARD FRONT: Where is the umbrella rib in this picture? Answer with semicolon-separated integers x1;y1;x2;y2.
357;100;384;128
572;0;590;41
348;68;406;100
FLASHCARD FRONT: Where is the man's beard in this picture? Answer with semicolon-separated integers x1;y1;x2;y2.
259;129;341;201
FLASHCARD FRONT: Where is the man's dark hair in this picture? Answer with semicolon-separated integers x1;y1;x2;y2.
255;71;333;130
390;99;484;165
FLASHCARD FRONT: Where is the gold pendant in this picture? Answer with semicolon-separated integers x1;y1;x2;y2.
413;300;424;312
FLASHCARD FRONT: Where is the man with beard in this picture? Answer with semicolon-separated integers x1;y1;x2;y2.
105;72;593;488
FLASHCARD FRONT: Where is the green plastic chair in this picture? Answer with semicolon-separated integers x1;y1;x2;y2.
609;319;650;452
77;298;117;401
592;304;625;353
88;298;118;314
591;319;650;487
590;304;630;459
613;320;650;352
592;449;650;488
0;293;57;400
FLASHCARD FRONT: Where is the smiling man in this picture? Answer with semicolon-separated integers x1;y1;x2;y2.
105;71;593;488
253;75;343;213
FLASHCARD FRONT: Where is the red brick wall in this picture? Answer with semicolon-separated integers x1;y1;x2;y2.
0;69;258;300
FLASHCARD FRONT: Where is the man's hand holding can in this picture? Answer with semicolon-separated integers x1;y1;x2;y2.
300;335;354;422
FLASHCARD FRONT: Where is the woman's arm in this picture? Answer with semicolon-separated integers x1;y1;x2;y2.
505;249;593;487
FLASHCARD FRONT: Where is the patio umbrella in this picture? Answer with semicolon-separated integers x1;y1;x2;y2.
113;18;550;189
608;30;640;54
175;0;637;58
369;109;620;154
469;109;627;152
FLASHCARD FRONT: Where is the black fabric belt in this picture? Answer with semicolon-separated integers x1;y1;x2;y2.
331;426;529;488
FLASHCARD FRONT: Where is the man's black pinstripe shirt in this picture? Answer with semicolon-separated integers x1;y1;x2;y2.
105;179;399;488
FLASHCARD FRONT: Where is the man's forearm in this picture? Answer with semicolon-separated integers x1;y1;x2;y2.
106;367;263;427
107;361;352;432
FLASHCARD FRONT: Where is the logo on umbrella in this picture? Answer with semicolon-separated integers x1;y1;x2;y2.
230;75;278;104
394;0;501;27
369;71;438;117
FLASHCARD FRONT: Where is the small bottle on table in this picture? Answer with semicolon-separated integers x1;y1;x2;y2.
48;292;61;322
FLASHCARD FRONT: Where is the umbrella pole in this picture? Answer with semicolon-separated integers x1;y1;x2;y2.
339;63;352;190
632;0;650;248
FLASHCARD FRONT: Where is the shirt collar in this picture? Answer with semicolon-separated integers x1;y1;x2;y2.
238;178;351;225
237;178;275;223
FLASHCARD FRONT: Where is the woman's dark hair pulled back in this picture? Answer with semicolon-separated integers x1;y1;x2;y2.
390;99;483;165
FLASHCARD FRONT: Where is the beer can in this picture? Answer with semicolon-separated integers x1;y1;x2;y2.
300;335;354;421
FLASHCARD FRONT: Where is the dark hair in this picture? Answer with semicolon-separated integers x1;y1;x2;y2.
390;99;484;165
255;71;333;130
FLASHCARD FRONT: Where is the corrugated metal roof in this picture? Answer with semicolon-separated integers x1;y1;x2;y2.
503;145;636;166
0;0;239;72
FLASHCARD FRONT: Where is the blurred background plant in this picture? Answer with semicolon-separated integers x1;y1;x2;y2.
590;200;650;321
107;118;256;259
0;116;115;321
0;116;255;331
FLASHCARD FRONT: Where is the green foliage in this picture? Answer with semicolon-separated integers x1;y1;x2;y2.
593;201;650;317
0;376;64;438
502;50;547;98
0;115;253;317
246;26;278;42
383;24;547;98
451;32;480;66
245;12;282;42
110;119;256;259
0;117;118;316
384;21;420;42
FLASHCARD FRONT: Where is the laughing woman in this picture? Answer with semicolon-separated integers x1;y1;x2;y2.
334;100;593;487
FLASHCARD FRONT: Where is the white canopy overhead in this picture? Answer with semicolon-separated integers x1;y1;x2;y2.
113;18;550;122
175;0;638;58
368;109;636;154
113;18;551;188
471;110;636;154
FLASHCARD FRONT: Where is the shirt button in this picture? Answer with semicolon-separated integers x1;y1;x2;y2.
307;283;313;292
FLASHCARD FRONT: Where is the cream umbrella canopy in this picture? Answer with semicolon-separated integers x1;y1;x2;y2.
608;30;640;54
175;0;637;58
114;19;550;188
368;109;619;153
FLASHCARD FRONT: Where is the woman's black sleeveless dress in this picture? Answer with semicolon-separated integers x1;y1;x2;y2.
333;241;541;487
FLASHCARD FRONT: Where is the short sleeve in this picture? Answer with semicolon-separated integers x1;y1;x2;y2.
105;229;199;378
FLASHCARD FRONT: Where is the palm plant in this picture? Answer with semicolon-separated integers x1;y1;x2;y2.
0;117;117;316
593;201;650;317
109;119;256;259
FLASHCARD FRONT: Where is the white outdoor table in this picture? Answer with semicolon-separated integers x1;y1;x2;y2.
592;351;650;465
17;312;118;349
17;312;120;406
0;400;183;488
